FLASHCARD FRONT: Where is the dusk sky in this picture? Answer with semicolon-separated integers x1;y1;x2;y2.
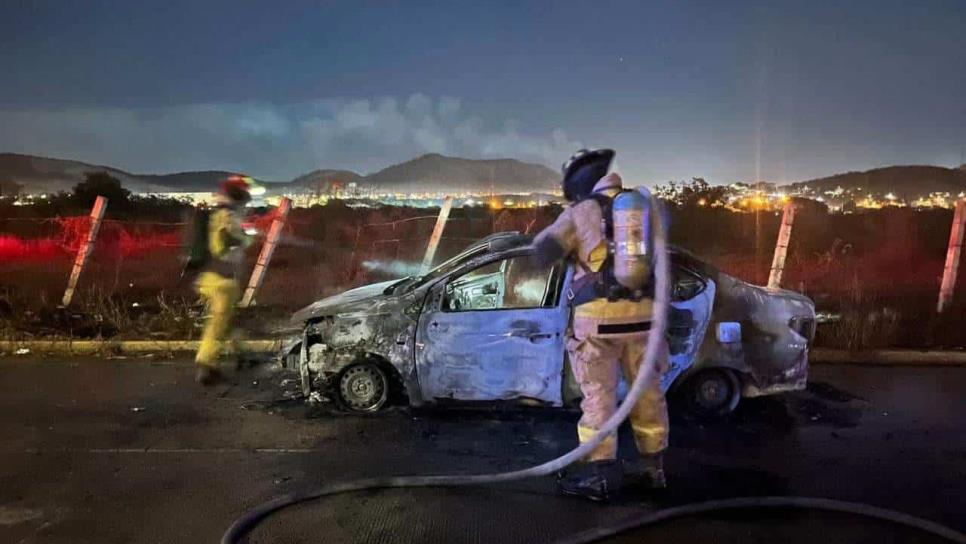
2;0;964;184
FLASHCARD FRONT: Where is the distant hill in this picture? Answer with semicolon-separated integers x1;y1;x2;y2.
0;152;558;196
276;169;363;194
789;165;966;199
140;171;246;192
7;151;966;201
0;153;166;194
363;153;557;193
0;153;257;194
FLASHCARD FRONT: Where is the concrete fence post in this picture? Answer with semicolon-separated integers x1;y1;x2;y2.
767;202;796;289
421;196;453;274
240;197;292;307
61;196;108;306
937;199;965;313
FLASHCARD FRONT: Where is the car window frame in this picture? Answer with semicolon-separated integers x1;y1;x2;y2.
671;261;708;302
439;252;564;313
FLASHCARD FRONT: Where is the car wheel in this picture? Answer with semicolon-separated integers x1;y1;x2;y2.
685;368;740;416
337;363;389;413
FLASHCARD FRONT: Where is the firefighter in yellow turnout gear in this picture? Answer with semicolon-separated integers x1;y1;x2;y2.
533;149;669;501
194;176;256;386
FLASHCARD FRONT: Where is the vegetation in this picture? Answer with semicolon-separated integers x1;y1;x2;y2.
1;199;963;349
72;172;131;208
0;177;22;197
0;171;191;223
655;178;729;208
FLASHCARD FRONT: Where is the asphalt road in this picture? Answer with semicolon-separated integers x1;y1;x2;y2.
0;357;964;543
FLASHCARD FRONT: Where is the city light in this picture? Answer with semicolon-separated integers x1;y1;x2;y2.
54;177;958;214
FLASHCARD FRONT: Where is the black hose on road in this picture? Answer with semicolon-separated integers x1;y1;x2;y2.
222;482;966;544
555;496;966;544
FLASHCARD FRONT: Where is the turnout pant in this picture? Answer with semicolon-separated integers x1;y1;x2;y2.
194;271;240;368
566;329;669;461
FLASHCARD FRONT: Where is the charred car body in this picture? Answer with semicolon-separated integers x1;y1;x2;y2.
282;232;815;414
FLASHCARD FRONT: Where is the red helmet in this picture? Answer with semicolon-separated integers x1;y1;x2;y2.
219;175;255;203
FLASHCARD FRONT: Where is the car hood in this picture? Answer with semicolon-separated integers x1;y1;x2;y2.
291;279;399;323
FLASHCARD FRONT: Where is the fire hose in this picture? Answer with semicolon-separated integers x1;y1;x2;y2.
221;202;966;544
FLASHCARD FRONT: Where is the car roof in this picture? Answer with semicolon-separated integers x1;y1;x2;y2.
457;231;532;255
466;231;720;278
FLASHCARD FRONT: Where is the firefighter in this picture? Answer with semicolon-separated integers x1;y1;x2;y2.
194;175;257;386
533;149;670;501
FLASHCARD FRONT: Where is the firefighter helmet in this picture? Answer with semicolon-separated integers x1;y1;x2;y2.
219;175;262;204
561;148;615;201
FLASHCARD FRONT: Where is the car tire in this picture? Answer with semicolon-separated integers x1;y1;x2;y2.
684;368;740;417
337;362;390;413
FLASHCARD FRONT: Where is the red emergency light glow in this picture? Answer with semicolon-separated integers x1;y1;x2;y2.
0;236;63;261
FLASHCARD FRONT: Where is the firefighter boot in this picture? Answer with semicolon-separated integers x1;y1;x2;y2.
623;452;667;490
557;460;624;501
195;366;225;386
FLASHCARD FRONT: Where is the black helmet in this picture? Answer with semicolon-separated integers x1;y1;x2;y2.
561;148;615;201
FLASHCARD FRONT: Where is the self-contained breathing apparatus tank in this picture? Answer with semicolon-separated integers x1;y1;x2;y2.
586;186;656;302
611;187;655;293
560;148;658;304
562;186;658;305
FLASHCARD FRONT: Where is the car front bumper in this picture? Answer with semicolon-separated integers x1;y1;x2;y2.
742;346;809;397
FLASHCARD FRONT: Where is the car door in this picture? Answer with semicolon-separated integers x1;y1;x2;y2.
661;264;716;391
415;254;569;405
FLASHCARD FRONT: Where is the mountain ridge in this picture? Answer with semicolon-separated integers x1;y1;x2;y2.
5;151;964;199
790;164;966;199
0;152;557;195
362;153;558;193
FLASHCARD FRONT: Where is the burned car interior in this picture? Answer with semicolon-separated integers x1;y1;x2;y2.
444;256;564;312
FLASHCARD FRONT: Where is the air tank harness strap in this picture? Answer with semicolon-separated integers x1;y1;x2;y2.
567;271;604;306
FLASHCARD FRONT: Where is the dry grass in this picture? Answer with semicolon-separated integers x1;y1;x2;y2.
2;203;964;348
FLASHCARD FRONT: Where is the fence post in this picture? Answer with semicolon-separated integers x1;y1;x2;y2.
767;201;796;289
239;197;292;307
61;196;108;306
421;196;453;274
937;199;965;313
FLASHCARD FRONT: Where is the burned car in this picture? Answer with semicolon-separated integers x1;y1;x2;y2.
282;232;815;415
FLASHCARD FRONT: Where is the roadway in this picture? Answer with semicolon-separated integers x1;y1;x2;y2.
0;357;963;543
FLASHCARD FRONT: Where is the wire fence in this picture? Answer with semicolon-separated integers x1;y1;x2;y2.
1;204;963;314
0;207;546;310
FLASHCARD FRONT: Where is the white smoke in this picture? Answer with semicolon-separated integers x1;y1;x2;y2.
361;259;424;277
512;277;548;306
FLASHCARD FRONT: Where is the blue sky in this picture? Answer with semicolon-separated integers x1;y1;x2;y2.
1;0;964;183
